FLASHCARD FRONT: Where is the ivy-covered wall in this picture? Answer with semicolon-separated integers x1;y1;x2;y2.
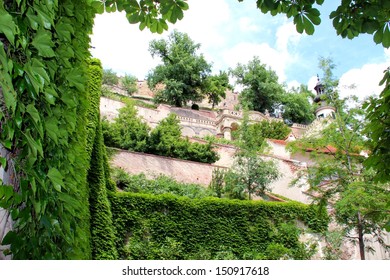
0;0;94;259
110;192;328;259
85;58;118;259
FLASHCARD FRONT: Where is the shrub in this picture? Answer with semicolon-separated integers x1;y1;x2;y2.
110;192;328;260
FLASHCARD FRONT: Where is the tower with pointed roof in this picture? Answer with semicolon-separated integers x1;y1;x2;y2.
313;76;336;119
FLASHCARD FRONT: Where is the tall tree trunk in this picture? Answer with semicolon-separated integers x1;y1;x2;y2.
357;211;365;260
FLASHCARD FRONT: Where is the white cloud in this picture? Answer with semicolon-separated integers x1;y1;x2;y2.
222;21;302;83
91;12;161;79
222;42;284;79
308;75;319;94
239;17;260;32
339;59;389;100
90;0;231;80
275;21;302;53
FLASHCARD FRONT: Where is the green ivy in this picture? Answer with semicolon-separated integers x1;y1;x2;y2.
0;0;95;259
110;192;328;259
0;0;190;259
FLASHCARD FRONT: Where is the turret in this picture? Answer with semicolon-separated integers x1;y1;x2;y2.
313;76;335;119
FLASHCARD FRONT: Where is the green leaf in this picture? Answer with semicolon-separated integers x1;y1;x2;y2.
383;25;390;48
24;58;50;93
91;0;104;14
0;157;6;169
66;68;85;91
56;19;74;41
34;4;54;29
26;104;41;125
24;130;43;158
373;28;383;45
127;13;140;24
47;168;64;192
303;15;315;35
1;231;17;245
31;29;55;57
45;116;59;144
2;140;12;150
44;88;57;105
0;6;17;45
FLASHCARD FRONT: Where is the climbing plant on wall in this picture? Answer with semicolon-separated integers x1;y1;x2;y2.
0;0;189;259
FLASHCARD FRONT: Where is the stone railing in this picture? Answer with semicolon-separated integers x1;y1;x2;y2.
178;116;216;126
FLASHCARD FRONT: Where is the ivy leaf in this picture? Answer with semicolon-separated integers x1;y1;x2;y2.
47;168;64;192
24;58;50;93
24;130;44;159
1;231;17;245
0;156;6;169
0;6;17;45
66;68;85;91
31;29;55;57
56;19;74;41
26;104;41;125
34;4;54;30
45;116;59;144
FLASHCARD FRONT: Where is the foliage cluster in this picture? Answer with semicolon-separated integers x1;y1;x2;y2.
233;120;291;144
121;74;138;95
101;87;157;109
102;69;119;86
148;30;212;107
0;0;95;259
282;86;315;125
230;57;285;114
110;192;328;260
85;59;117;260
288;58;390;259
112;168;214;199
102;105;219;163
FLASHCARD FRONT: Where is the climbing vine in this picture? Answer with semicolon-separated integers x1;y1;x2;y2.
0;0;95;259
0;0;189;259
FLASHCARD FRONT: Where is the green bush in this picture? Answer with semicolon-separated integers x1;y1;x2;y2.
112;169;214;199
103;69;119;85
122;74;138;95
110;192;328;260
103;112;219;163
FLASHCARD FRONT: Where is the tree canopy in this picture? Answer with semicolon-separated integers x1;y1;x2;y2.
288;59;389;260
230;56;285;114
282;85;315;125
203;71;232;108
147;30;211;107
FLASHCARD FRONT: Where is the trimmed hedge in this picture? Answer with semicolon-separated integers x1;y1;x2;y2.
85;59;117;259
110;192;328;259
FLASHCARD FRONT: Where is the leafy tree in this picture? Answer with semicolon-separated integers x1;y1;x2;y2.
232;111;291;150
245;1;389;184
121;74;138;95
111;169;214;199
147;30;211;107
289;59;389;260
230;56;285;113
224;153;280;200
334;179;390;259
363;68;390;184
111;101;150;152
148;113;182;157
282;85;315;125
148;113;218;163
102;68;119;86
203;71;232;108
209;168;227;198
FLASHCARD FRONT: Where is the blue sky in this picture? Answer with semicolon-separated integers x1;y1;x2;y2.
90;0;389;98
